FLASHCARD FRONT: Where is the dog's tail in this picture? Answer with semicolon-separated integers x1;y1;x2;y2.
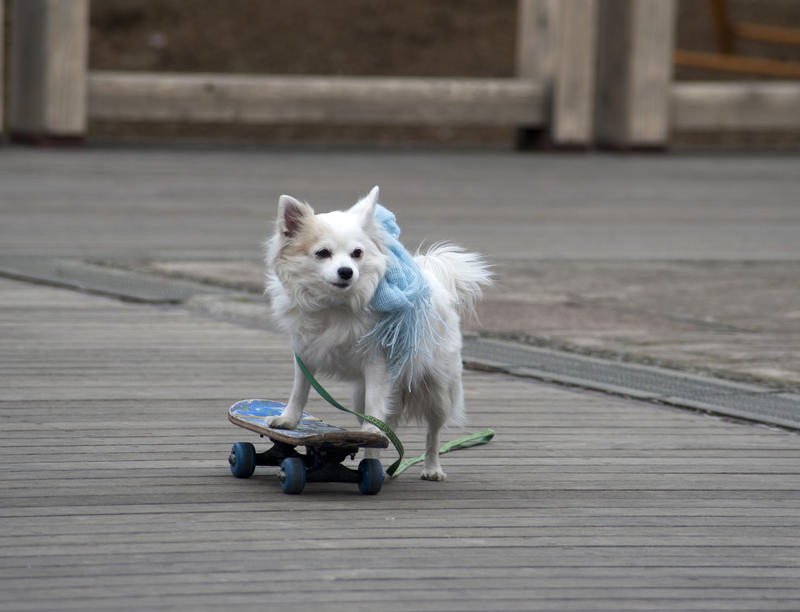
415;243;492;319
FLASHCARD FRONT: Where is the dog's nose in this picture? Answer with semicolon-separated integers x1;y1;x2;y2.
337;267;353;280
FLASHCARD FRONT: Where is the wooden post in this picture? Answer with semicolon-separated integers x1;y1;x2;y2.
516;0;560;83
515;0;559;147
551;0;599;146
1;0;4;137
9;0;89;141
594;0;676;149
709;0;733;53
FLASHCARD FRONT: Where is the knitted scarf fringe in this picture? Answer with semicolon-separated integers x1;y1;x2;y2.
359;204;441;387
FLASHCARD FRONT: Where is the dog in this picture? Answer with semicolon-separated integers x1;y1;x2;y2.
265;186;491;480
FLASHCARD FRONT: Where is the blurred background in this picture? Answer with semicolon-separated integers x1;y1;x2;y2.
3;0;800;149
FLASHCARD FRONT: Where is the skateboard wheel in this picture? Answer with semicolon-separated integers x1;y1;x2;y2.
229;442;256;478
279;457;306;494
358;458;384;495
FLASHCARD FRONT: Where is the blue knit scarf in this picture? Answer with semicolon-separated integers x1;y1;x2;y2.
360;204;438;386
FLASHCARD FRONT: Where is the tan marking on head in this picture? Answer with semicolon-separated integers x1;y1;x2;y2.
280;215;325;258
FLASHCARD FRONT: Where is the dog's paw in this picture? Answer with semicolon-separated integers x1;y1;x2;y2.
420;468;447;481
360;421;382;436
266;414;300;430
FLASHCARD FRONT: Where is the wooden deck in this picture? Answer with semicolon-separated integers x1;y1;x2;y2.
2;275;800;611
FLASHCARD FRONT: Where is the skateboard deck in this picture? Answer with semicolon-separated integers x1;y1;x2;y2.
227;399;388;495
228;399;389;449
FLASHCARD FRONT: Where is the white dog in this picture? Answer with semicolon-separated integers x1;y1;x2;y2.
265;186;490;480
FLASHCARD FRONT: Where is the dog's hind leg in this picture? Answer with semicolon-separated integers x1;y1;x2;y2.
420;367;468;481
421;416;447;481
417;379;448;480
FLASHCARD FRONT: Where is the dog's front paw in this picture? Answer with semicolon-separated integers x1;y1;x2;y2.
360;421;382;436
420;468;447;481
266;414;300;430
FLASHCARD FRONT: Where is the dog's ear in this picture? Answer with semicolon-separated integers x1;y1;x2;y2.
349;186;379;229
277;195;314;239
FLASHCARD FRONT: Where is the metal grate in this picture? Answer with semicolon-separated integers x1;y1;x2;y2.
463;336;800;430
0;256;229;304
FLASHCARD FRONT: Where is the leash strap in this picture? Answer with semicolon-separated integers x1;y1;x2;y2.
391;429;495;477
294;354;494;478
294;354;405;476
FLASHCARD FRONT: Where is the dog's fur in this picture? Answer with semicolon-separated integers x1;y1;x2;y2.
265;187;491;480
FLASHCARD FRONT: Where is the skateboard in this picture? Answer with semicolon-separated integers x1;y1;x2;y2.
227;399;389;495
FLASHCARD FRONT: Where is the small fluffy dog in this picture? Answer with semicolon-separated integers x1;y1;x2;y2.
265;186;491;480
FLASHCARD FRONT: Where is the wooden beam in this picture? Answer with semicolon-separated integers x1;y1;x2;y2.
671;81;800;130
674;49;800;79
731;21;800;46
595;0;676;148
9;0;89;140
87;72;546;127
551;0;599;145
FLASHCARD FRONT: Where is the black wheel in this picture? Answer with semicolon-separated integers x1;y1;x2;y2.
358;458;384;495
279;457;306;494
229;442;256;478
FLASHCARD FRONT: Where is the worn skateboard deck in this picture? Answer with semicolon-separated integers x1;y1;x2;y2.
228;399;389;449
227;399;388;494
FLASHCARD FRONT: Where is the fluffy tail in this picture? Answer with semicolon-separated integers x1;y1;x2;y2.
415;243;492;319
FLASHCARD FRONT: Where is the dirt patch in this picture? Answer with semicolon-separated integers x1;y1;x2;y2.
136;257;800;388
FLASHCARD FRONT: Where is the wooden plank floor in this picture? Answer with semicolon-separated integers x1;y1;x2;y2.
2;276;800;611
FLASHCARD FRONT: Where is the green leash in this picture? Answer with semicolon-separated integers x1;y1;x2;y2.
391;428;495;477
295;354;494;478
295;354;405;476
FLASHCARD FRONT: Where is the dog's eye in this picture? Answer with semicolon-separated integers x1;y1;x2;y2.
315;248;332;259
351;248;363;259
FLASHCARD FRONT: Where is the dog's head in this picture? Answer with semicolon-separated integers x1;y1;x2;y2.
267;186;387;311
